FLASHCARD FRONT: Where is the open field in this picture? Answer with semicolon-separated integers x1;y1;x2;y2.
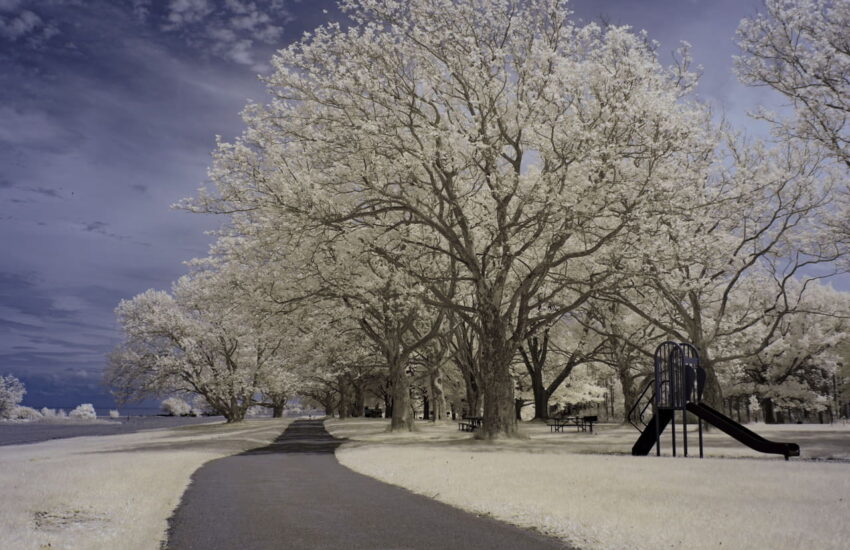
0;418;291;550
0;416;224;447
329;418;850;550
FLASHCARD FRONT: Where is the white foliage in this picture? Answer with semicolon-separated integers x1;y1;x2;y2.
10;406;43;421
0;374;25;419
161;397;191;417
736;0;850;167
39;407;67;419
180;0;715;435
69;403;97;420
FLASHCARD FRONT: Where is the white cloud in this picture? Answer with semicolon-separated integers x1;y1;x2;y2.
166;0;214;27
0;6;59;47
131;0;151;22
0;9;41;40
225;38;254;65
157;0;290;68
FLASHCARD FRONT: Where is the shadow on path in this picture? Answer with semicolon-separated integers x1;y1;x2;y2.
242;419;345;455
166;419;571;550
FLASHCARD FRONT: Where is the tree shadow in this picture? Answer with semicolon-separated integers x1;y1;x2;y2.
242;419;347;455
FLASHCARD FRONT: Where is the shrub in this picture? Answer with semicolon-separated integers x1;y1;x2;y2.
190;395;214;416
40;407;67;418
12;406;42;420
0;374;26;419
161;397;191;416
69;403;97;420
108;409;121;418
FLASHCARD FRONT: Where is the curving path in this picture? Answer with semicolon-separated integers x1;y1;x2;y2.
166;419;570;549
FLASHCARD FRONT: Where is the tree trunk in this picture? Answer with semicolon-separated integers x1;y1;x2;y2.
531;368;548;420
389;359;413;431
761;397;776;424
384;393;393;418
619;369;638;423
465;376;482;417
352;382;365;418
272;403;285;418
430;368;447;422
479;324;518;439
696;352;724;410
338;376;350;419
422;393;430;421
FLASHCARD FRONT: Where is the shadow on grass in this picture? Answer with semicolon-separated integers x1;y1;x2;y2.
328;419;850;460
85;419;296;456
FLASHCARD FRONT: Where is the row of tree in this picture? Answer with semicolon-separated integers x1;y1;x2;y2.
106;0;850;437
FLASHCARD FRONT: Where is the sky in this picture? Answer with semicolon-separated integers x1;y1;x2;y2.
0;0;785;411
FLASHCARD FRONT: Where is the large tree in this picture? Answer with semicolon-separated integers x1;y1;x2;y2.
736;0;850;169
736;0;850;246
727;279;850;422
106;266;294;423
188;0;709;438
603;135;841;407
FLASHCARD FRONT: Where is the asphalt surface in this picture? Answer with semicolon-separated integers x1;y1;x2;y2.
166;419;571;550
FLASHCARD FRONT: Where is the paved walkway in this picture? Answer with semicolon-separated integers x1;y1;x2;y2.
166;419;570;549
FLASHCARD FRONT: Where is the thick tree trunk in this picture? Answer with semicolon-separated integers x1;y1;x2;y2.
761;397;776;424
422;393;430;421
352;383;365;418
389;360;414;431
223;398;248;423
618;367;637;423
430;368;447;422
464;376;483;416
272;403;285;418
337;376;350;419
530;369;548;420
479;326;518;439
696;351;724;410
515;398;526;420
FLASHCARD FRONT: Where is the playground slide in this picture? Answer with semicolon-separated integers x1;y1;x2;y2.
685;402;800;459
631;409;673;456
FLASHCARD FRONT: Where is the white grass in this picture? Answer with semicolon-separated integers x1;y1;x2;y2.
330;419;850;550
0;418;291;550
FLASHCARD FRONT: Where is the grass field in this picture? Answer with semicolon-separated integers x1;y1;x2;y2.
0;418;291;550
329;418;850;550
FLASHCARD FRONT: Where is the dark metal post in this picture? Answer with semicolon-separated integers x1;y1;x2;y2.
682;364;689;457
670;409;676;457
698;417;704;458
654;379;661;457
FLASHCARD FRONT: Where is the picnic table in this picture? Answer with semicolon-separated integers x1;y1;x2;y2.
547;415;598;433
458;416;483;432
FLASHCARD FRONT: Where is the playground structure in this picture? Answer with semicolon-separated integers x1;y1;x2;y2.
628;342;800;460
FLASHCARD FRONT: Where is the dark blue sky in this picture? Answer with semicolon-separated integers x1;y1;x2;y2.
0;0;785;410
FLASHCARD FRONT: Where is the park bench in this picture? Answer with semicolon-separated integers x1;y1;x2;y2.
458;416;483;432
547;415;598;433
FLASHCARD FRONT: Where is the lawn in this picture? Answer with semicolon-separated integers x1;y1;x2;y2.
0;418;291;550
329;418;850;550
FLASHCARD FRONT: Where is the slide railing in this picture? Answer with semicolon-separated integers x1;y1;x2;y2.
627;379;655;433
